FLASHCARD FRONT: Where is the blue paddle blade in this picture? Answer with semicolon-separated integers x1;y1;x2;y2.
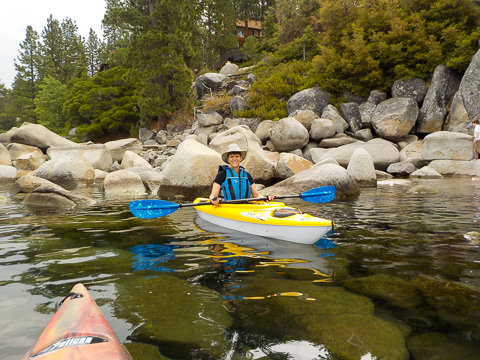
129;200;180;219
300;185;335;203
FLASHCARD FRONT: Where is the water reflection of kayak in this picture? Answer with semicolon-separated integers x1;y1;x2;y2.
195;216;336;277
23;283;132;360
193;198;334;245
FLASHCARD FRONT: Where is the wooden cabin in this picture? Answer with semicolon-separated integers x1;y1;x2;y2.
236;20;262;47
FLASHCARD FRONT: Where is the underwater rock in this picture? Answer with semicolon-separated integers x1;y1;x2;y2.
344;274;423;309
311;313;409;360
412;275;480;330
407;185;441;195
114;275;232;359
231;276;408;360
464;231;480;245
407;332;480;360
125;342;171;360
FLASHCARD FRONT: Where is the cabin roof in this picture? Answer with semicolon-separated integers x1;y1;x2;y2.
235;20;262;29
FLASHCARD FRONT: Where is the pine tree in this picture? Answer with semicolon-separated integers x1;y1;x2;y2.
39;15;64;81
86;29;103;76
9;25;41;123
104;0;201;129
61;18;87;81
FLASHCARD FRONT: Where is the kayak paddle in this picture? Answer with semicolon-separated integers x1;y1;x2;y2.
129;185;335;219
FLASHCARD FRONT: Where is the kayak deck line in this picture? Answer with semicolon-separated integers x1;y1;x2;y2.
193;198;334;245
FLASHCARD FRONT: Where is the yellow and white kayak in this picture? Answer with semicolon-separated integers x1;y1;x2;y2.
193;198;334;245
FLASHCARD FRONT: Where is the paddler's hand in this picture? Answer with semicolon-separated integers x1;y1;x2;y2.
266;195;275;202
209;196;220;205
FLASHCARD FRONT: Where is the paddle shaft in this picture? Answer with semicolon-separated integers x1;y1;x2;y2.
179;194;305;208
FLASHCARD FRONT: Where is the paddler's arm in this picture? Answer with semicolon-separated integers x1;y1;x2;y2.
250;183;275;202
209;183;221;205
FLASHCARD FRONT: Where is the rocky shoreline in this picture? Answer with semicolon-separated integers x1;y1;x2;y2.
1;51;480;210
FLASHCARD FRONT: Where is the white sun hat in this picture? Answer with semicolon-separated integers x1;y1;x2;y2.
221;143;247;163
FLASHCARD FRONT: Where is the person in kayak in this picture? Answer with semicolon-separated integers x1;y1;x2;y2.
209;143;274;205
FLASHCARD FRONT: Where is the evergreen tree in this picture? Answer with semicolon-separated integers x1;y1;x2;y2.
38;15;64;81
39;15;87;84
200;0;237;68
34;76;68;133
63;66;140;141
86;29;103;76
9;25;41;123
104;0;201;129
61;18;87;81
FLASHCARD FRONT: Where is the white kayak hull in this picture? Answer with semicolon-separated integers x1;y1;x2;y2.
195;208;332;245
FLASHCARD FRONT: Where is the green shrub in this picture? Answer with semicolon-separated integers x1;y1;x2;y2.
241;61;316;120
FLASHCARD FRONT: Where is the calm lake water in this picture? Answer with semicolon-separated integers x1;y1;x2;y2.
1;178;479;360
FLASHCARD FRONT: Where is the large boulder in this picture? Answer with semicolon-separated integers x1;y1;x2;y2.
10;123;77;152
223;117;260;133
318;139;400;171
289;109;317;131
319;134;357;149
456;49;480;119
195;73;227;98
339;102;362;133
269;117;309;152
7;143;46;170
263;163;361;200
11;175;56;194
429;159;480;177
121;150;152;169
321;105;349;134
14;151;46;171
33;152;95;189
371;97;419;141
417;65;461;133
24;191;77;210
7;143;43;160
359;102;376;129
286;87;330;116
0;127;18;146
275;153;314;179
255;120;274;143
421;131;474;161
124;167;164;194
386;161;417;176
399;141;426;168
104;138;143;163
346;147;377;187
139;127;154;143
209;125;276;182
103;169;147;197
391;78;428;103
367;90;387;105
309;118;336;142
219;62;239;75
409;166;443;179
0;165;17;182
47;144;113;172
444;91;470;133
230;96;249;114
196;112;223;127
0;143;11;165
160;139;225;198
23;181;94;206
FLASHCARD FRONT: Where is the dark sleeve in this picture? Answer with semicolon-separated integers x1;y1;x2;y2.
247;172;255;184
213;170;227;185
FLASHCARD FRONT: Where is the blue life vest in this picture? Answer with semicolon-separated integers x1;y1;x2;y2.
219;165;252;200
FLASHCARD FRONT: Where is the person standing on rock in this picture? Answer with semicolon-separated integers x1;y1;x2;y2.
473;119;480;160
209;143;274;205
